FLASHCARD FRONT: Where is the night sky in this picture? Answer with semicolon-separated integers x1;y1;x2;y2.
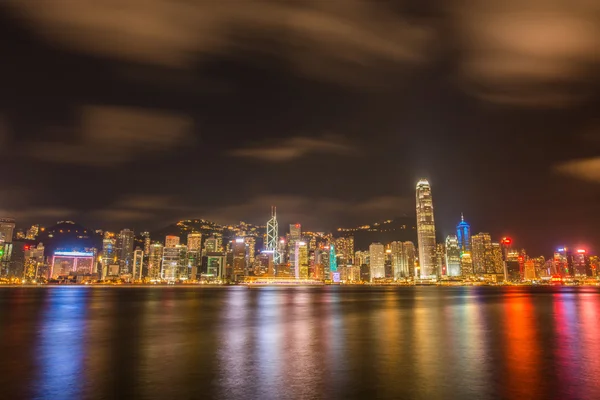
0;1;598;255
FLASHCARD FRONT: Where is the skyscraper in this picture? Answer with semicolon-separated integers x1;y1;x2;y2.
456;214;471;254
165;235;180;248
294;241;308;279
266;207;281;264
289;224;301;241
329;243;337;273
369;242;385;281
0;218;16;243
133;247;144;280
187;233;202;279
445;235;461;277
471;232;493;275
117;229;135;274
232;238;247;281
148;243;163;280
416;179;437;278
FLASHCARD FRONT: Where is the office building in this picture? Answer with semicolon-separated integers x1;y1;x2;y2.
147;243;164;280
266;207;281;264
294;241;308;279
445;235;461;277
369;242;385;281
456;214;471;254
416;179;437;278
117;229;135;274
472;233;492;275
0;218;16;243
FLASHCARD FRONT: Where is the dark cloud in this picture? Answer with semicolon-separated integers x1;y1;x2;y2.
0;1;599;255
228;135;356;162
27;106;193;166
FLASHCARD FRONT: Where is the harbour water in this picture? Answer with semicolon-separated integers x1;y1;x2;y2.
0;286;598;399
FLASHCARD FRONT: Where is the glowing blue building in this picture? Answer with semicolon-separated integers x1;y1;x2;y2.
456;213;471;254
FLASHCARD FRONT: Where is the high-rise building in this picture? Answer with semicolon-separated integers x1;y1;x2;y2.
571;249;592;277
294;241;308;279
456;214;471;254
290;224;301;241
165;235;180;248
445;235;461;277
0;218;16;243
101;235;117;276
524;260;537;280
471;233;493;275
133;248;144;280
390;241;413;279
335;236;354;266
416;179;437;278
460;252;473;276
232;238;247;280
187;233;202;280
329;243;338;273
245;237;256;264
187;233;202;252
148;243;163;280
490;243;504;274
141;232;151;255
369;242;385;281
117;229;135;274
162;244;187;281
436;243;446;276
266;207;281;264
402;241;417;277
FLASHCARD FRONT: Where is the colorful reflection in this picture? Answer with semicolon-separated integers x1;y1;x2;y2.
502;290;541;399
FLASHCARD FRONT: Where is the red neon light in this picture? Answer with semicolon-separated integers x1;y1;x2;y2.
577;249;586;254
502;237;512;245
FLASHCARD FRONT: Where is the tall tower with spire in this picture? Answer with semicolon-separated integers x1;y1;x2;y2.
266;206;281;264
416;179;437;278
456;213;471;254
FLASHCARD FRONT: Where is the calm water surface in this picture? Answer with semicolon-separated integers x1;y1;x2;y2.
0;286;599;400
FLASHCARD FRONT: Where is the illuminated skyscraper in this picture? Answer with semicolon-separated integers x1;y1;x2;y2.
490;243;504;274
390;241;412;279
369;242;385;281
290;224;301;241
445;235;461;277
187;233;202;279
133;247;144;280
0;218;16;243
117;229;135;274
162;244;187;281
402;241;417;277
294;241;308;279
101;235;116;276
266;207;281;264
335;236;354;265
232;238;247;280
148;243;163;280
165;235;180;248
460;252;473;276
329;243;337;273
187;233;202;253
456;214;471;254
204;236;220;254
416;179;437;278
471;232;492;275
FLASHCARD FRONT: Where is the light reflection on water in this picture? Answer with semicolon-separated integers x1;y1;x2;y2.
0;286;599;400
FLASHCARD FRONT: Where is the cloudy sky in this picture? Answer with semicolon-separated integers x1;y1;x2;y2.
0;1;599;255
